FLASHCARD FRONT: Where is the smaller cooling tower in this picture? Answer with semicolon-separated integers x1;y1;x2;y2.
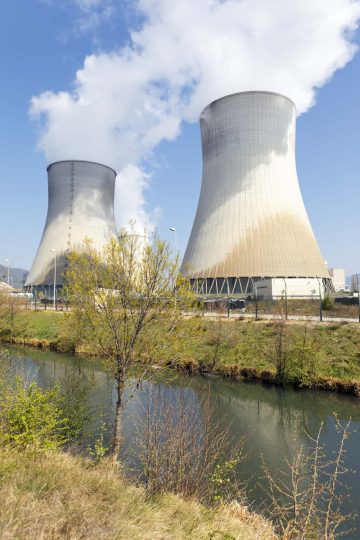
25;160;117;287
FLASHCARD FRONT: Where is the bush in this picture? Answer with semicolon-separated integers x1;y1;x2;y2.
0;291;18;338
0;378;68;450
322;295;334;311
133;386;246;503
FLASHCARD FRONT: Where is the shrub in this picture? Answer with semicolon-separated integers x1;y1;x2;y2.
322;295;334;311
133;386;246;503
0;378;68;450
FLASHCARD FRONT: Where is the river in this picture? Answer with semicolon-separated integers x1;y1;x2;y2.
2;345;360;537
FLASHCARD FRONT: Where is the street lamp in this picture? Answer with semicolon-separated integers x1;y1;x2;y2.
50;249;57;310
4;259;10;286
169;227;178;309
254;283;258;320
282;277;288;320
316;277;323;322
169;227;178;255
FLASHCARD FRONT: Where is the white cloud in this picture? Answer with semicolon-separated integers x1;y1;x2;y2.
73;0;115;33
31;0;360;232
40;0;116;35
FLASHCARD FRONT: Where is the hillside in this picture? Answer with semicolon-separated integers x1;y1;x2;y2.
0;264;28;289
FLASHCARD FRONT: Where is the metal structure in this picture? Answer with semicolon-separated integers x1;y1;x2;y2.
25;160;117;289
181;91;332;296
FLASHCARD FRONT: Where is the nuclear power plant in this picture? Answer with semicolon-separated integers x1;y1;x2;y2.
181;91;332;296
25;160;117;290
26;92;332;299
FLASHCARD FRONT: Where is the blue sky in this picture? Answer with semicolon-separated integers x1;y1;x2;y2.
1;0;360;275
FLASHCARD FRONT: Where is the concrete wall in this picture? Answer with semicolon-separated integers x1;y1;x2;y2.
253;277;325;298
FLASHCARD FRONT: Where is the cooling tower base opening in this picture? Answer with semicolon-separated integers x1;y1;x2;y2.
190;276;334;298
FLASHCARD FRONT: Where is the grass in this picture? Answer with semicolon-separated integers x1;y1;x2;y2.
3;310;360;391
147;317;360;385
5;310;70;349
0;448;276;540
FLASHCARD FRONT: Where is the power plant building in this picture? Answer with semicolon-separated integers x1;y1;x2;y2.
181;91;332;296
328;268;346;292
25;160;117;289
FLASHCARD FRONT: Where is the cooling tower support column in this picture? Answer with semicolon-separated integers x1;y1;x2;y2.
181;91;332;296
25;160;117;288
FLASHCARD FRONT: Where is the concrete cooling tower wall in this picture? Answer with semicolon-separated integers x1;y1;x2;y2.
25;160;117;287
181;91;332;296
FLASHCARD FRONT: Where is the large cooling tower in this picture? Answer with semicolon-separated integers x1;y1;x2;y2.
181;91;331;295
25;160;116;287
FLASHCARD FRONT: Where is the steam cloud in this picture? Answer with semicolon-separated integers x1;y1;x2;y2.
31;0;360;232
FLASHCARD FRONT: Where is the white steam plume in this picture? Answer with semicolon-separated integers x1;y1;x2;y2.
31;0;360;232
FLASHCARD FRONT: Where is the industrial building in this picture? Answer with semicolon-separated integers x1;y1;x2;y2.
25;160;117;290
328;268;346;292
181;91;332;297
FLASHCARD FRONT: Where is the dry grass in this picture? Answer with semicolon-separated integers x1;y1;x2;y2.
0;449;276;540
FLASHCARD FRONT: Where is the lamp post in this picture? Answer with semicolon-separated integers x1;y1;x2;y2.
254;284;258;320
169;227;178;310
50;249;57;310
169;227;178;255
316;277;323;322
282;278;288;320
5;259;10;285
4;259;10;286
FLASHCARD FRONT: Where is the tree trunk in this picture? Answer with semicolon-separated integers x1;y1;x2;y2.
110;372;124;460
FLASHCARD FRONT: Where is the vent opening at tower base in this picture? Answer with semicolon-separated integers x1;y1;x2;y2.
190;277;334;298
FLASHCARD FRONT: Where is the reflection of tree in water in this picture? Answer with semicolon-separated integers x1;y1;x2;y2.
5;346;360;530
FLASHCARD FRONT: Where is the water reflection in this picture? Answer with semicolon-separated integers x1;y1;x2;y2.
2;345;360;536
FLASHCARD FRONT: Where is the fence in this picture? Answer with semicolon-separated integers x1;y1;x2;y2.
200;295;360;322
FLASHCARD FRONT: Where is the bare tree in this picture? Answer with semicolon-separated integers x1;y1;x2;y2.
0;288;19;339
65;230;191;459
204;312;236;371
133;385;246;503
262;415;355;539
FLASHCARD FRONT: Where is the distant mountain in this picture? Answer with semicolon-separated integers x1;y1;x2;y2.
0;265;28;289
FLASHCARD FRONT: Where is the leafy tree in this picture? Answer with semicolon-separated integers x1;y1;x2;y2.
65;230;191;459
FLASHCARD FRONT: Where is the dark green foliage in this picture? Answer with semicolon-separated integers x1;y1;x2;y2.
322;295;334;311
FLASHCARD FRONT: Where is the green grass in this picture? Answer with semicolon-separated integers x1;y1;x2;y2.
148;317;360;387
5;310;360;388
14;310;65;340
0;448;275;540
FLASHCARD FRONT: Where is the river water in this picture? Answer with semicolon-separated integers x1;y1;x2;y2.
2;345;360;537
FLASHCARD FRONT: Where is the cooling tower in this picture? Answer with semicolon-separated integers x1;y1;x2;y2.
25;160;117;287
181;91;331;296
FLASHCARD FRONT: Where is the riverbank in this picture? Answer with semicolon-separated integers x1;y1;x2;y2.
0;448;275;539
2;310;360;395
